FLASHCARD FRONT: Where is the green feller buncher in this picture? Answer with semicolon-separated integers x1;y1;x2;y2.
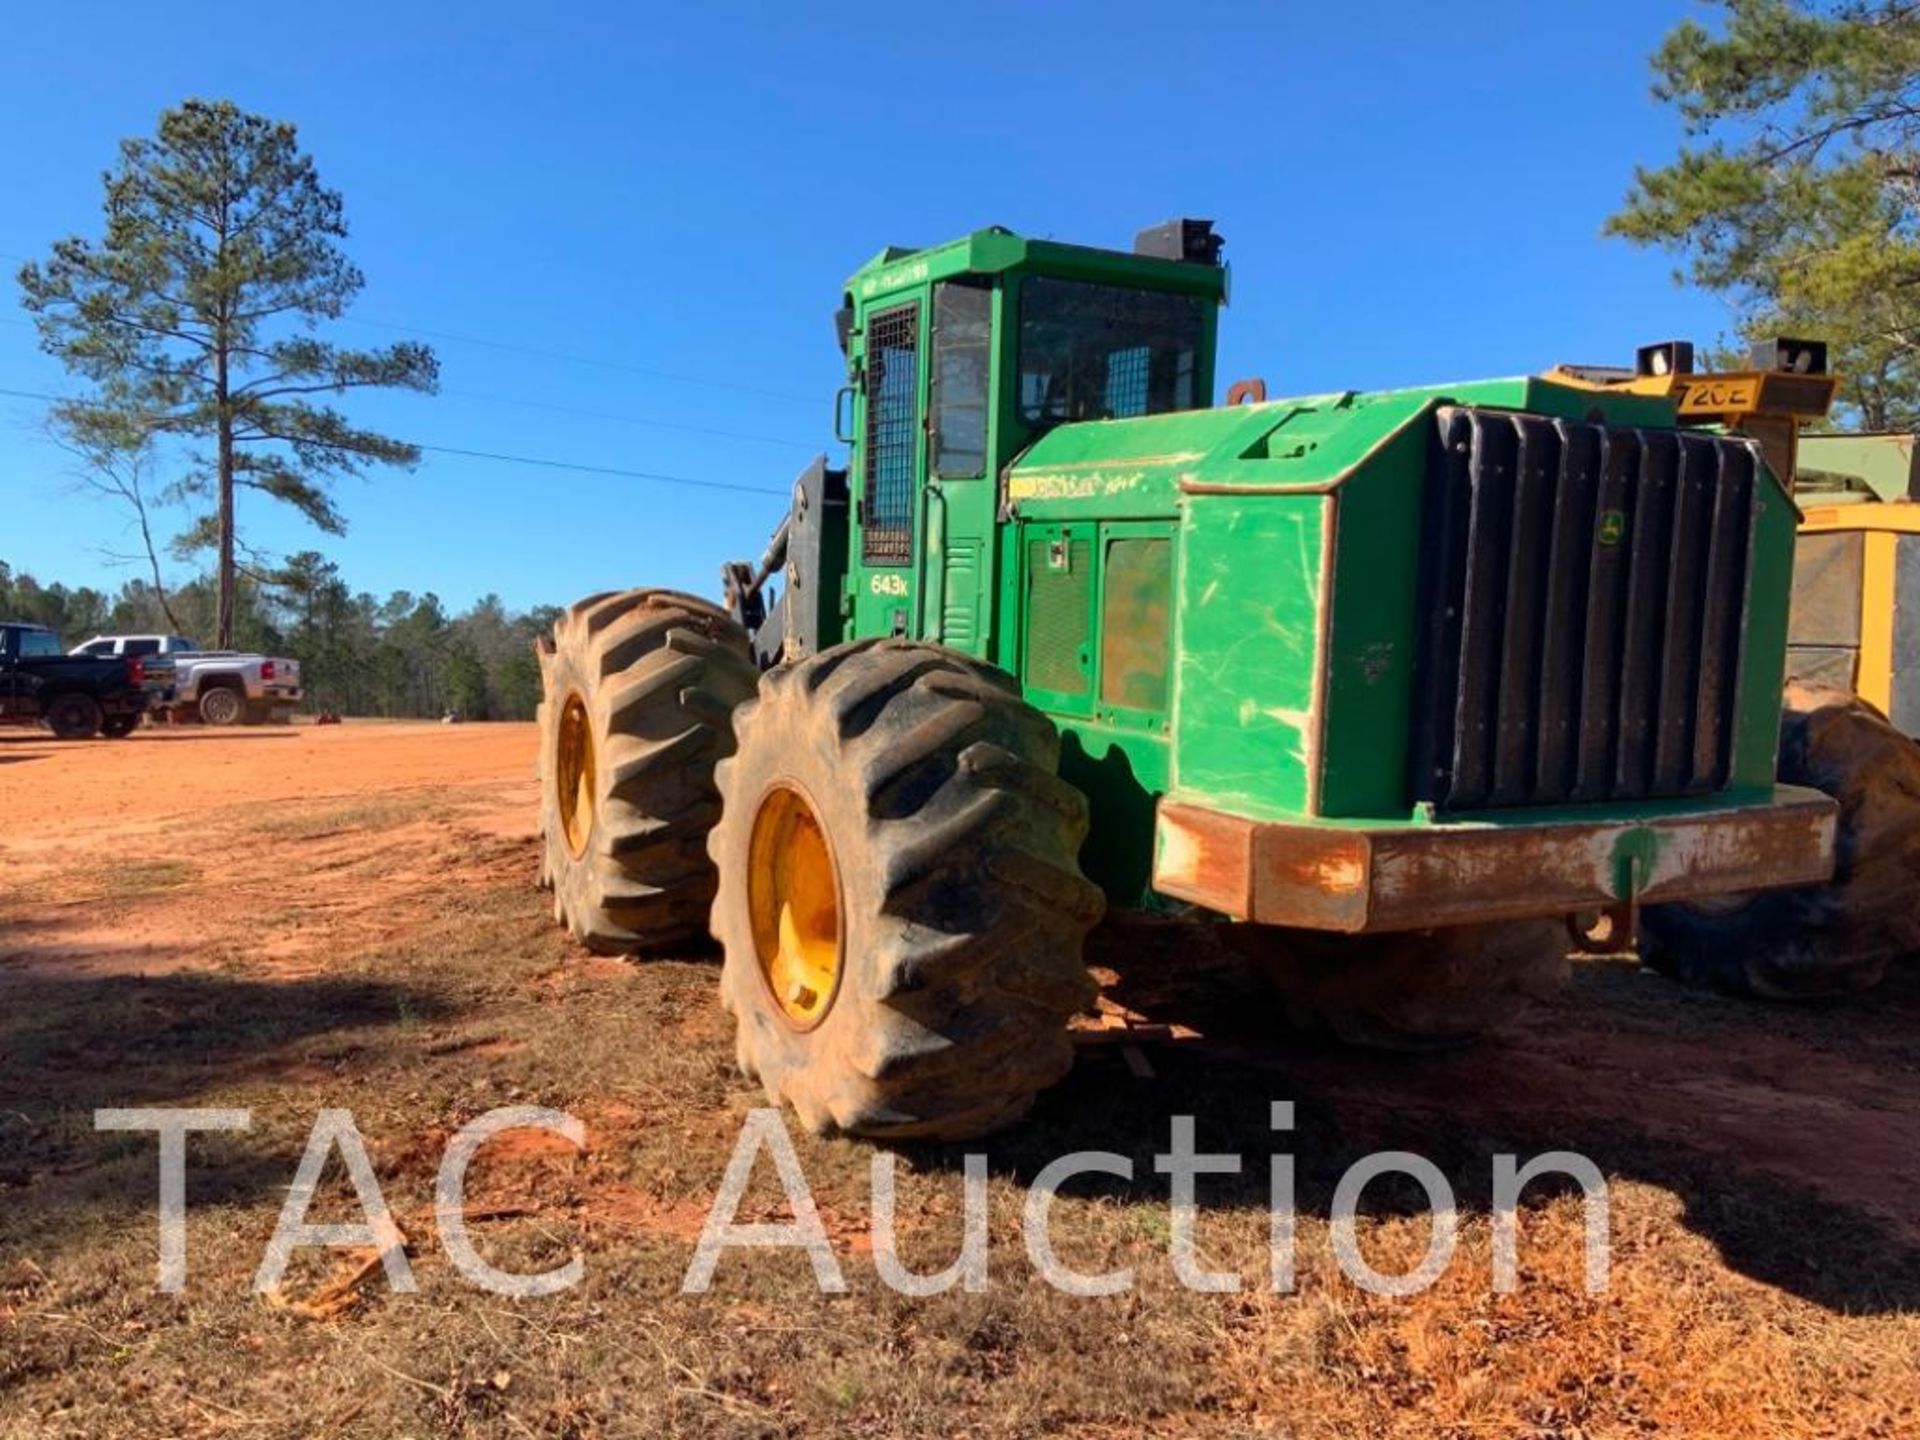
537;221;1918;1141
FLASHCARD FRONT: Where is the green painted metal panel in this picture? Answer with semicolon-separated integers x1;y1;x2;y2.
1170;494;1328;821
1730;459;1801;788
1315;416;1431;818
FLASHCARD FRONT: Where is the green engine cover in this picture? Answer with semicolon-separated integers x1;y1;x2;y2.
827;227;1799;904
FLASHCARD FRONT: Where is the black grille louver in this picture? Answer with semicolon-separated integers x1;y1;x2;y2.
1409;407;1761;811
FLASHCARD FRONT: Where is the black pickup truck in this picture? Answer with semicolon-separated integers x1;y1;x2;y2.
0;621;152;739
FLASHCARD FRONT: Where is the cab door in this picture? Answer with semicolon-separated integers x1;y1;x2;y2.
923;279;995;657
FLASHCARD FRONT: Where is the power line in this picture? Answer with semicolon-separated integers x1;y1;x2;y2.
342;315;821;406
4;250;825;407
407;443;787;497
0;385;793;499
5;315;821;448
439;387;815;449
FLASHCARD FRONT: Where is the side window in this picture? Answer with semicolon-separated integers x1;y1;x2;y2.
931;281;990;478
860;302;919;567
1099;536;1173;713
124;639;161;657
83;640;114;656
20;631;62;658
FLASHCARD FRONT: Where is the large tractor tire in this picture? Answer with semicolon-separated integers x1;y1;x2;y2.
1231;920;1570;1050
709;640;1105;1141
45;693;104;741
537;589;758;956
1640;683;1920;999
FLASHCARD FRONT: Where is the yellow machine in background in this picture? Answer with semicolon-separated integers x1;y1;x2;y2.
1547;341;1920;992
1791;433;1919;737
1549;339;1918;738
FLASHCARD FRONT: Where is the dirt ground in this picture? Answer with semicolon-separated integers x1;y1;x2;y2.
2;721;1917;1438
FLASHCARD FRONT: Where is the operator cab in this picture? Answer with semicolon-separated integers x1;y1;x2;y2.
742;221;1228;665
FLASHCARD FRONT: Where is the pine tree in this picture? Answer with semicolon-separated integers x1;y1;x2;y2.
1608;1;1920;429
18;98;438;645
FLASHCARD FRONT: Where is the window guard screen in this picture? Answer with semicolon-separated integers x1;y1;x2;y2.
862;303;919;566
1018;277;1203;431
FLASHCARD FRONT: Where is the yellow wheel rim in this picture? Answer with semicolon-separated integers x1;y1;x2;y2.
556;692;595;859
747;786;842;1028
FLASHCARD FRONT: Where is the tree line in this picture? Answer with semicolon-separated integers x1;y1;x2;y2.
1;552;558;721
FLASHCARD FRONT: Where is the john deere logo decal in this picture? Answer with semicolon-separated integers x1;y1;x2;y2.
1597;509;1627;546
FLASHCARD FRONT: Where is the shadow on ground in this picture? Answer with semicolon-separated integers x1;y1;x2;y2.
0;966;453;1265
901;920;1920;1316
120;729;301;742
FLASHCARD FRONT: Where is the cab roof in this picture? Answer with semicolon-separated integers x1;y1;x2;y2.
846;226;1229;305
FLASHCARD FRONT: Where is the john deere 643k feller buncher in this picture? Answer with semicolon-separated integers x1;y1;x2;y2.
537;220;1912;1142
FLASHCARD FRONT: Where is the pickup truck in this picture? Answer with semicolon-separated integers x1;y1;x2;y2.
1;621;152;739
70;634;302;725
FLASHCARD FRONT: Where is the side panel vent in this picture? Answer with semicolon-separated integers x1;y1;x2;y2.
1025;538;1092;697
1409;407;1760;810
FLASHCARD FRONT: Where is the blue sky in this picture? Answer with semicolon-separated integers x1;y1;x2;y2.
2;1;1733;616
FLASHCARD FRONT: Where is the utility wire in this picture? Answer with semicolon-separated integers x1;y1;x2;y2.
5;248;823;405
439;387;815;449
341;315;821;406
3;315;820;448
0;384;793;498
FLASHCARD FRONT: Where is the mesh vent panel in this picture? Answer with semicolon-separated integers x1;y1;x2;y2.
1025;539;1092;696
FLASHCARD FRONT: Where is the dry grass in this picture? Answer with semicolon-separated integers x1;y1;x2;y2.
2;734;1917;1437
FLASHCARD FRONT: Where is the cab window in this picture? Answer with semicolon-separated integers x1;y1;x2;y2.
931;281;991;478
1018;277;1204;431
20;630;62;658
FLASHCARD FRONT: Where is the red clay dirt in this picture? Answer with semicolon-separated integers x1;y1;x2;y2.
4;719;1914;1242
3;719;1917;1436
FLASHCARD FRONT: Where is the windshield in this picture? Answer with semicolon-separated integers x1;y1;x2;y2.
1017;277;1204;431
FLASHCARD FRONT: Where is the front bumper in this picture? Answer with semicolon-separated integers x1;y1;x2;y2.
1152;786;1838;933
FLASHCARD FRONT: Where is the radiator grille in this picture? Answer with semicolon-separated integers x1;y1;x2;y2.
1409;406;1762;810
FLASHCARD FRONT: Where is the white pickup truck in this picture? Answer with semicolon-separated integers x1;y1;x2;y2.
70;634;303;725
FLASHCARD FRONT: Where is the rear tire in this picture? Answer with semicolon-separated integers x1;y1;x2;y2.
100;713;141;739
1232;920;1570;1050
198;686;244;726
709;640;1104;1141
1641;683;1920;998
45;693;104;741
537;589;758;955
